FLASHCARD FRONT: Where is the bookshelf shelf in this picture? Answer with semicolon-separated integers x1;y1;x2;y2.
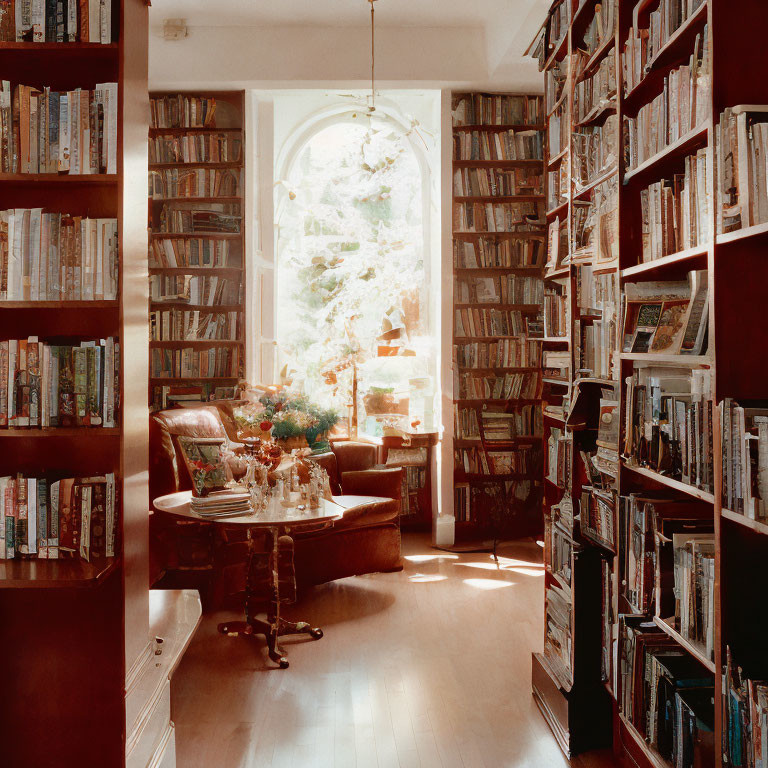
547;147;569;168
149;303;242;311
573;168;618;200
453;230;547;237
453;124;546;131
149;376;240;383
715;220;768;245
0;300;119;309
721;508;768;536
454;303;541;312
620;244;710;277
579;37;615;77
148;266;243;275
541;336;569;343
652;616;716;673
149;340;243;347
0;557;120;589
547;200;569;218
623;124;709;184
574;99;616;128
618;352;711;366
454;266;544;275
149;231;242;239
456;366;540;373
618;715;670;768
149;161;243;169
0;427;121;438
454;195;546;203
544;266;571;279
148;127;242;134
624;464;715;503
0;173;117;183
452;159;542;168
454;398;543;405
0;42;119;50
149;196;242;204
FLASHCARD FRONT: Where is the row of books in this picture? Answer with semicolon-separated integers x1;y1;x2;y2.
572;116;618;190
150;346;240;379
545;581;573;687
452;94;543;127
150;95;217;129
158;203;241;234
547;164;567;210
0;210;117;301
399;466;426;517
621;271;708;356
453;201;542;233
0;82;117;174
580;0;615;57
456;274;543;305
454;339;542;369
0;473;117;561
547;104;570;158
674;532;715;661
547;427;572;489
149;133;243;165
455;406;480;439
455;446;536;476
453;167;543;197
454;307;528;338
455;371;542;401
622;0;706;94
719;398;768;521
640;150;709;263
577;266;619;334
624;32;709;170
545;57;567;114
0;0;113;43
0;337;119;428
573;55;616;124
149;237;241;269
578;317;616;380
151;382;232;411
569;177;619;265
544;288;567;337
724;647;768;768
623;367;714;493
149;310;241;342
544;0;569;56
148;274;241;306
148;168;241;200
453;237;544;269
619;616;714;768
718;107;768;234
481;406;542;440
452;130;544;162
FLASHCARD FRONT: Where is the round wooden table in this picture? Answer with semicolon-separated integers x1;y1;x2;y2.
152;491;383;668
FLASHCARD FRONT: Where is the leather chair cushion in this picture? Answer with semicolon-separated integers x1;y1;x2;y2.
332;441;377;474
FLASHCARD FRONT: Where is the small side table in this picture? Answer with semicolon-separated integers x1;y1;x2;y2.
152;492;345;668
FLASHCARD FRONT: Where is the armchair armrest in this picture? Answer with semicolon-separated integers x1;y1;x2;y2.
340;467;403;504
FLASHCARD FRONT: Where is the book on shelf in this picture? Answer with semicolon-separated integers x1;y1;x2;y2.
452;93;542;127
151;382;234;411
456;273;543;305
572;115;618;191
454;406;480;439
480;405;542;440
640;149;709;262
454;338;542;368
573;53;616;124
453;201;543;232
548;510;573;585
0;0;113;43
150;94;218;129
719;398;768;521
453;236;544;269
724;647;768;768
575;266;619;378
0;336;118;428
600;557;613;684
0;472;116;561
0;210;117;301
542;0;569;61
544;284;568;337
150;236;241;269
455;445;536;475
0;81;117;174
580;486;616;550
570;176;618;264
547;162;568;209
148;167;242;200
717;105;768;234
621;270;708;356
545;57;568;113
578;0;616;58
454;307;528;337
150;310;241;342
545;580;573;686
547;101;569;159
453;166;543;197
622;0;707;95
547;426;572;488
149;132;243;164
453;129;544;161
624;28;709;170
149;273;241;305
150;345;241;379
623;366;713;492
545;216;569;270
159;202;242;234
454;482;471;522
618;616;715;767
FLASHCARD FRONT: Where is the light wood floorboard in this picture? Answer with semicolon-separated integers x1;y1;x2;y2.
171;533;618;768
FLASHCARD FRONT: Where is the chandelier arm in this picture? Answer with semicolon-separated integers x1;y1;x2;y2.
369;0;376;112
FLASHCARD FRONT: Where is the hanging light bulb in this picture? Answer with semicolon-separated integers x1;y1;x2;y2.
367;0;377;113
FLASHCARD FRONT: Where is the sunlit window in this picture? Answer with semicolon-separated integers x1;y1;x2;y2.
275;114;435;436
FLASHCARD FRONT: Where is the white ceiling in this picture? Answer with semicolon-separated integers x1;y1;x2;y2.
151;0;539;33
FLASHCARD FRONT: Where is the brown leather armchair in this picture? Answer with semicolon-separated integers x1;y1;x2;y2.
149;406;403;602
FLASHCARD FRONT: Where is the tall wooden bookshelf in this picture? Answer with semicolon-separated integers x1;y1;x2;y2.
451;92;547;542
531;1;768;766
0;1;151;765
148;90;246;410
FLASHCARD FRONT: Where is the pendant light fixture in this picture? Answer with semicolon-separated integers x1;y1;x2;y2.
367;0;377;113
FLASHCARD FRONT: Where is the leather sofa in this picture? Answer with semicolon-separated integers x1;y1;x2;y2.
149;405;403;602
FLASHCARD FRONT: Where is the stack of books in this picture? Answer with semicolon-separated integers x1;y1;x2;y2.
453;167;543;197
454;307;527;337
150;345;240;379
148;168;242;200
149;274;241;305
149;237;241;269
454;338;542;368
0;337;119;428
452;93;542;126
0;473;117;561
455;371;542;400
190;490;251;518
452;129;543;161
150;94;217;129
453;201;542;233
149;132;242;164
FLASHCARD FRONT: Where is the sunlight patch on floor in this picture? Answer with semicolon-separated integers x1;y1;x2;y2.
404;553;460;563
463;578;514;590
409;573;448;583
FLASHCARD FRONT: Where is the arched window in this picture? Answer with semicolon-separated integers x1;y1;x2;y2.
275;109;435;436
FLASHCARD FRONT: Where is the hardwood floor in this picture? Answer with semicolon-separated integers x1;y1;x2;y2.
171;533;618;768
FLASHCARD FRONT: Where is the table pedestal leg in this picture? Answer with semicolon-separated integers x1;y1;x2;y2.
216;526;323;668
